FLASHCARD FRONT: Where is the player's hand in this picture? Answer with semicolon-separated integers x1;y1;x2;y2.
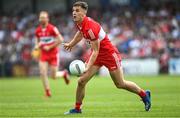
43;46;51;51
63;43;73;51
31;48;40;60
34;43;42;50
34;46;39;50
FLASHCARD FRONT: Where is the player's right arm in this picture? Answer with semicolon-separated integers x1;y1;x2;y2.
34;37;41;49
31;37;41;59
64;31;83;51
34;28;41;50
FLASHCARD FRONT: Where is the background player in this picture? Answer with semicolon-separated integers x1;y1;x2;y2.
64;1;151;114
34;11;69;97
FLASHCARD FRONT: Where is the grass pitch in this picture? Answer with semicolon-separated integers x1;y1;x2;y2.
0;75;180;117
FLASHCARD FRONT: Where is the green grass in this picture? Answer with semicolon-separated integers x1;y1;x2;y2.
0;75;180;117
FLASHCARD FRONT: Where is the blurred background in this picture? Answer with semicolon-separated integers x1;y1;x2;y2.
0;0;180;77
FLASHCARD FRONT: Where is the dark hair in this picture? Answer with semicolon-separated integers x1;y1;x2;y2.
73;1;88;11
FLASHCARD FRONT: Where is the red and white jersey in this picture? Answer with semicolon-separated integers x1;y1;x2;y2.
76;16;120;57
35;23;60;54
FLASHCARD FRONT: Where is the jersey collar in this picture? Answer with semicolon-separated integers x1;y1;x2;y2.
40;23;49;29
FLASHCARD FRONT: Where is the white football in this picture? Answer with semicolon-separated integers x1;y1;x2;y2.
69;60;85;75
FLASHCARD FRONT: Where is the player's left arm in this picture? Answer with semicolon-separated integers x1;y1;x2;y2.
48;34;63;49
85;39;100;72
43;27;63;51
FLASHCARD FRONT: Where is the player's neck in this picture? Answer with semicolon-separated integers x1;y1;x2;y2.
41;22;48;28
76;15;86;25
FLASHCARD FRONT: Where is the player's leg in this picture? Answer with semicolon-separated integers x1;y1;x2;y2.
109;67;142;94
49;65;57;80
64;65;100;114
109;67;151;111
39;61;51;97
49;52;70;84
57;70;70;84
49;65;70;84
76;65;100;103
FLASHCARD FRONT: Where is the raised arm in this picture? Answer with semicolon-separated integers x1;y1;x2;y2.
64;31;83;51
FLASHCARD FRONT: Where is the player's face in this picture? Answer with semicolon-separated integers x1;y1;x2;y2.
72;6;86;23
39;13;49;25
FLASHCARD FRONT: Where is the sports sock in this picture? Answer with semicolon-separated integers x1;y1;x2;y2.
75;102;82;110
138;90;146;98
56;71;64;77
45;89;51;97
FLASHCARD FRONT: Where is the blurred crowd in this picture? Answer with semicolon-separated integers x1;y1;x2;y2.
0;3;180;76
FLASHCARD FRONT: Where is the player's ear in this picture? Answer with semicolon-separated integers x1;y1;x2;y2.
82;9;87;15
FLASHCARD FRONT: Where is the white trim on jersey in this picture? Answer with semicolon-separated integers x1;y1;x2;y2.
56;52;60;67
40;36;55;45
112;53;120;68
88;29;96;40
53;27;60;36
98;27;106;41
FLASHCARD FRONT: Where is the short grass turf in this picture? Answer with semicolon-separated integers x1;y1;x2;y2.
0;75;180;118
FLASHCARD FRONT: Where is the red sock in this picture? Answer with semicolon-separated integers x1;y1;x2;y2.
45;89;51;97
75;102;82;110
138;90;146;98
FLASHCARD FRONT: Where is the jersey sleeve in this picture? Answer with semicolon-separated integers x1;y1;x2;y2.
52;26;60;37
35;28;40;39
87;21;100;41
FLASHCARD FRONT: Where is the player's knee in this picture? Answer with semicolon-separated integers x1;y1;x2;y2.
40;70;46;77
51;75;56;80
115;82;126;89
78;78;86;87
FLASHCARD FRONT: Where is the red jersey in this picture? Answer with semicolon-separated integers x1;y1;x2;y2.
76;16;120;57
35;23;60;55
76;16;121;71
